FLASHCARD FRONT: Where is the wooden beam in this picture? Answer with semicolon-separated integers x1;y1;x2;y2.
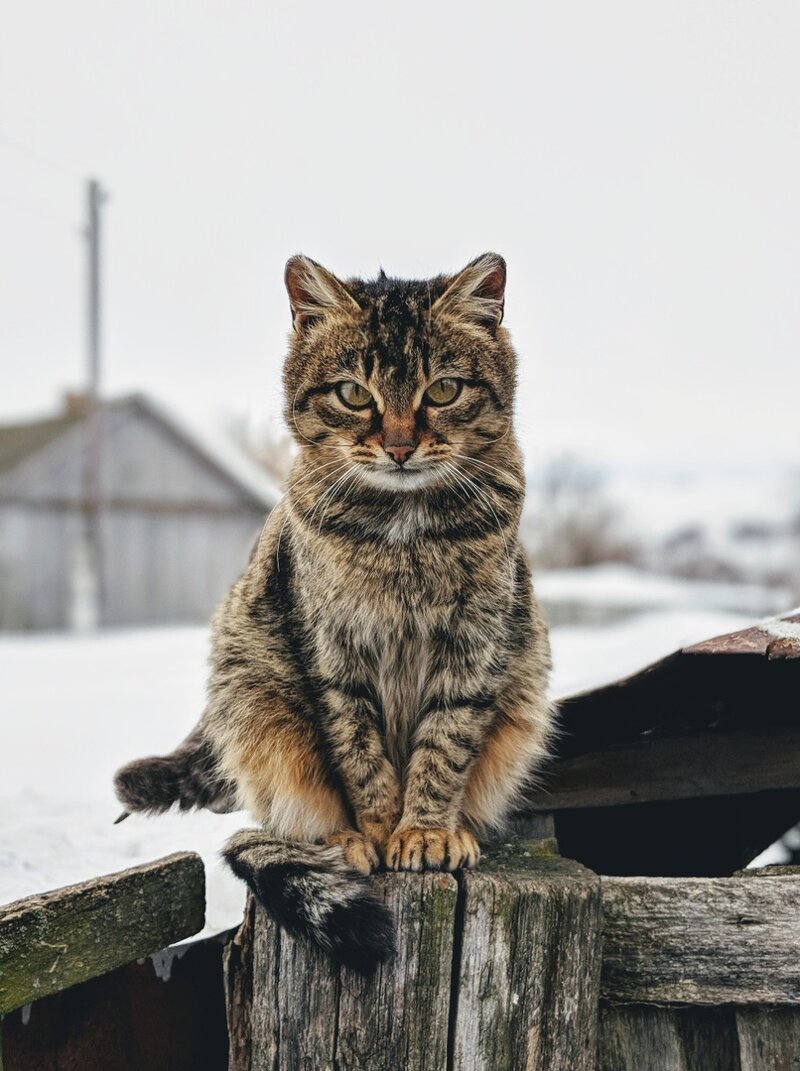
0;853;204;1013
601;875;800;1004
528;728;800;811
226;845;603;1071
451;843;602;1071
736;1008;800;1070
336;874;458;1070
598;1004;739;1071
1;930;230;1071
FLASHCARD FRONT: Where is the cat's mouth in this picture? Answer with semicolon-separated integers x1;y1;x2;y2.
357;463;441;493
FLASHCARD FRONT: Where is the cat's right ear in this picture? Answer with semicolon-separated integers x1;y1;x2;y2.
284;256;360;332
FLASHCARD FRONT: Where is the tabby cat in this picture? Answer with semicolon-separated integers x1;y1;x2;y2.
114;253;554;972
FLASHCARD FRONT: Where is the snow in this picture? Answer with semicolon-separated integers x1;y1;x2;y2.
549;607;750;697
764;610;800;642
538;564;788;619
0;627;248;937
0;596;782;935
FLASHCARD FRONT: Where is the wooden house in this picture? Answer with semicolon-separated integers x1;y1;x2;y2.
0;394;279;630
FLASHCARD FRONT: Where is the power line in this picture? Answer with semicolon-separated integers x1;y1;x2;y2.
0;132;88;231
0;131;83;182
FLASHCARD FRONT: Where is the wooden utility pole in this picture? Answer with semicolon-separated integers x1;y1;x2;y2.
86;178;104;399
74;177;107;629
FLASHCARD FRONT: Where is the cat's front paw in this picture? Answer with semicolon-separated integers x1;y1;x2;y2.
358;814;399;855
326;831;380;875
386;828;480;872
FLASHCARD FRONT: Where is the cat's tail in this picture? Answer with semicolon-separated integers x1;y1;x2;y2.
223;829;396;975
113;728;236;819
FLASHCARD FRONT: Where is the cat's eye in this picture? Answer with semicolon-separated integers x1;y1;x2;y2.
424;378;462;407
336;381;373;409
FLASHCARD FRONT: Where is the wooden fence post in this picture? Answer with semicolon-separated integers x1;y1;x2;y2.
225;841;602;1071
451;845;602;1071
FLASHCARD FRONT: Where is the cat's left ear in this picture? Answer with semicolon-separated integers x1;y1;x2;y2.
432;253;506;333
284;255;361;332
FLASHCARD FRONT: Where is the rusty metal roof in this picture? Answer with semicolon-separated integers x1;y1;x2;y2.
682;610;800;660
556;609;800;758
526;609;800;815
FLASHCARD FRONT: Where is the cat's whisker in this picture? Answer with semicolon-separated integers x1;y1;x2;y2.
317;465;362;534
288;456;352;492
441;459;486;513
311;465;359;535
437;461;471;506
266;453;355;577
445;460;514;582
451;452;524;489
277;458;356;567
304;461;354;528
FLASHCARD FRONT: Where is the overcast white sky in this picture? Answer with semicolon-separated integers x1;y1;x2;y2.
1;1;798;468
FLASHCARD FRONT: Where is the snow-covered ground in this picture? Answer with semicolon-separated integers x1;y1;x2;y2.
538;563;790;626
0;600;784;935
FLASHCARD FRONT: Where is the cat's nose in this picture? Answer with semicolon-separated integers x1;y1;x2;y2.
384;443;415;466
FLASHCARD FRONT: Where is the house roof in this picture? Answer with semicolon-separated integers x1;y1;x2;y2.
528;608;800;813
131;394;282;509
0;393;282;510
0;411;83;476
554;608;800;755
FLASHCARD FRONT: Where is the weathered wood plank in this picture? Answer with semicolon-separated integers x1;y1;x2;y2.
528;728;800;811
503;812;555;841
601;876;800;1004
598;1004;740;1071
229;891;340;1070
451;842;602;1071
228;873;458;1071
224;899;256;1071
271;895;339;1071
738;864;800;877
336;873;457;1071
2;930;230;1071
736;1007;800;1071
0;853;205;1013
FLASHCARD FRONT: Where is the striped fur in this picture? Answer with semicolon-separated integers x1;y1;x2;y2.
114;253;554;971
224;831;395;972
114;728;236;816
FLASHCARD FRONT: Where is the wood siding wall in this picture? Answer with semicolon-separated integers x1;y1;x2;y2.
0;403;271;629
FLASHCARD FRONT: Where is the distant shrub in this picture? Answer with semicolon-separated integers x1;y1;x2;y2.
523;455;641;569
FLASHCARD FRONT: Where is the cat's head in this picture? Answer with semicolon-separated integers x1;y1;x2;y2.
282;254;517;492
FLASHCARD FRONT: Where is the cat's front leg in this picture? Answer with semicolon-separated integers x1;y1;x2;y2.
386;696;495;872
321;685;402;857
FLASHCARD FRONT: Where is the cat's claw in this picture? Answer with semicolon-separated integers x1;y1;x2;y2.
386;828;480;872
326;831;381;875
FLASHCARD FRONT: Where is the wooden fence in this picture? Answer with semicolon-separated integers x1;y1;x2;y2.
225;844;800;1071
3;847;800;1069
0;853;228;1071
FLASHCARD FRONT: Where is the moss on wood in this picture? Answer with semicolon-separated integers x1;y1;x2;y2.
0;853;205;1013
